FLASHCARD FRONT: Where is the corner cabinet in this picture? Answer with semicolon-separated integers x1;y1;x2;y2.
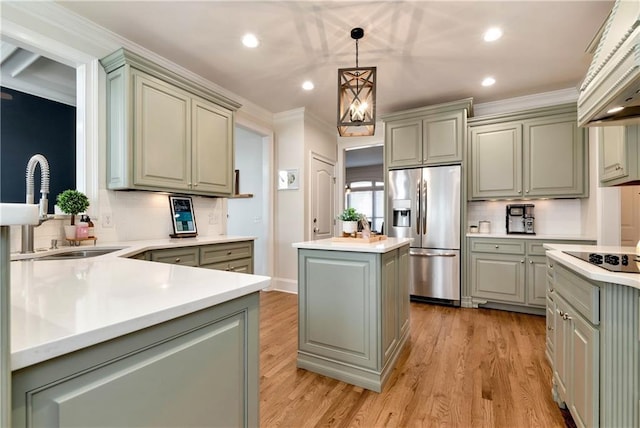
101;48;240;197
12;293;260;428
383;98;472;168
297;244;410;393
468;104;588;200
598;125;640;186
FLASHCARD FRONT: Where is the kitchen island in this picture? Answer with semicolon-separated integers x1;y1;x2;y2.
293;237;411;392
544;244;639;428
9;236;269;428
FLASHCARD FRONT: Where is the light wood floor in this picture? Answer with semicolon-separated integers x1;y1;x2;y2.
259;290;567;428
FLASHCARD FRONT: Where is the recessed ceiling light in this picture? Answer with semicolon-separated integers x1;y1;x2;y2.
242;33;259;48
607;106;624;114
482;77;496;87
483;27;503;42
302;81;314;91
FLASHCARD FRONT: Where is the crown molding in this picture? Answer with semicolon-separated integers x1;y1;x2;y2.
474;88;578;117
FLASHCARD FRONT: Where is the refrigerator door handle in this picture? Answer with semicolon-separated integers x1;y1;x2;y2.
422;180;427;236
415;181;421;235
411;252;457;257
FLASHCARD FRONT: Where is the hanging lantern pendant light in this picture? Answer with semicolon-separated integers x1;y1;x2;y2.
337;27;377;137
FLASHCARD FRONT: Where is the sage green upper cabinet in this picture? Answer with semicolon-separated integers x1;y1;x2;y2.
598;124;640;186
468;104;588;200
383;98;472;168
469;122;522;199
101;48;240;197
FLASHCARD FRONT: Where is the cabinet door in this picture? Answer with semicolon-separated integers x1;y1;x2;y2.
133;71;191;190
469;123;522;199
201;257;253;274
545;296;555;364
568;309;599;428
524;117;586;197
527;255;548;307
397;246;410;341
553;295;570;404
29;312;250;428
599;126;628;182
470;252;525;304
422;111;463;164
192;98;233;194
381;250;398;365
385;118;423;168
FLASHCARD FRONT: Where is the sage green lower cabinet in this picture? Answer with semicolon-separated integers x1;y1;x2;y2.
297;245;410;392
548;259;640;428
142;240;254;274
12;293;260;428
468;237;595;312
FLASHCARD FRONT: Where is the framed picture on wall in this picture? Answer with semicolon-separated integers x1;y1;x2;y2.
169;195;197;238
278;169;299;190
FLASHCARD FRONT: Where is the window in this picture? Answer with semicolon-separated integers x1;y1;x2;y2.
345;180;384;233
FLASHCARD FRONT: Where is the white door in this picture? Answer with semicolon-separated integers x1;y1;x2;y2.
311;155;335;240
621;185;640;246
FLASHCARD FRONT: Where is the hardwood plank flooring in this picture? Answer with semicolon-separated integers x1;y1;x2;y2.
259;290;566;427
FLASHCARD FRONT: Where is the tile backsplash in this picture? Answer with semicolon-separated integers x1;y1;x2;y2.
9;190;227;253
467;199;585;236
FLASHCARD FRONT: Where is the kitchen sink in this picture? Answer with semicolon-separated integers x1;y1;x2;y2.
35;248;123;260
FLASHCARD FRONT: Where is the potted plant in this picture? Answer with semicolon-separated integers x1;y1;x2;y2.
56;189;90;239
337;207;361;236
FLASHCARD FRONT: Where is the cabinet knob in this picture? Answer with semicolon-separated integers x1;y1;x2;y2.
226;265;231;271
562;313;572;321
547;326;553;331
525;189;529;193
548;288;554;293
529;259;533;264
520;259;525;263
193;183;198;187
518;189;522;194
558;309;564;316
175;258;181;263
227;251;232;255
495;245;499;249
548;263;553;268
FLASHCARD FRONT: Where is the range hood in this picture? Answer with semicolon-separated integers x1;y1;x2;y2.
578;1;640;127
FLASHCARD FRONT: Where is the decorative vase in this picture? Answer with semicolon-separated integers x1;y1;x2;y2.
342;221;357;235
64;225;76;240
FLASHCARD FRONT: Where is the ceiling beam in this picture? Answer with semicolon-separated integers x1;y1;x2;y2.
10;51;41;78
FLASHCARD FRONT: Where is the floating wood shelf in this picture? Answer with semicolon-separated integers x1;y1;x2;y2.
230;193;254;199
66;237;97;246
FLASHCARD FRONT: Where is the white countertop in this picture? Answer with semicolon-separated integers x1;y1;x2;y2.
10;236;269;371
292;237;412;253
466;233;597;241
544;244;640;290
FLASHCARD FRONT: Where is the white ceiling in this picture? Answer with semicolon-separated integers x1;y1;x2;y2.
12;1;616;125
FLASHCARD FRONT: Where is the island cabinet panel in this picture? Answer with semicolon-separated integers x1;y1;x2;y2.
12;293;260;428
297;244;410;393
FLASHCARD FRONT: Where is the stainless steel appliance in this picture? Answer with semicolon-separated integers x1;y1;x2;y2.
387;165;460;305
564;251;640;274
506;204;535;235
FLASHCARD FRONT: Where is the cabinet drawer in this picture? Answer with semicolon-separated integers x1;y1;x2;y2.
199;241;253;265
554;263;599;325
149;247;199;266
528;240;596;256
470;240;525;254
202;257;253;274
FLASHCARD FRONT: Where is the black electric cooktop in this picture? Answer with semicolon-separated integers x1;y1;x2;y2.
564;251;640;274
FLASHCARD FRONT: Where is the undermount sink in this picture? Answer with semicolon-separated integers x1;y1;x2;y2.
35;248;123;260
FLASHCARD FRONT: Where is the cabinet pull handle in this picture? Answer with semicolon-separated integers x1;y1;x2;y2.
562;313;572;321
558;309;564;316
547;326;553;331
175;258;181;263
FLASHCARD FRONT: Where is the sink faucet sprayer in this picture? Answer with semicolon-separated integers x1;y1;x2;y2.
21;154;52;253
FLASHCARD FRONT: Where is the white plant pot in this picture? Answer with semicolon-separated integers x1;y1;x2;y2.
342;221;357;234
64;225;76;240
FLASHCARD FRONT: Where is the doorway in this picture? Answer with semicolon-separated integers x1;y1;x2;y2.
227;126;271;276
310;154;335;240
343;145;384;233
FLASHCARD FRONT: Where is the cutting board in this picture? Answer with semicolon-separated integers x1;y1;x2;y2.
330;234;387;243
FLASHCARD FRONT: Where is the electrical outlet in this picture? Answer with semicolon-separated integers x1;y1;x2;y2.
102;213;113;228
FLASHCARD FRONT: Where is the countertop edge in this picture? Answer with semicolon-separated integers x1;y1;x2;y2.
292;237;412;253
466;233;597;241
544;244;640;289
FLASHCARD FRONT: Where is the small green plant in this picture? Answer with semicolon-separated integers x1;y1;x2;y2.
56;189;89;225
337;207;361;222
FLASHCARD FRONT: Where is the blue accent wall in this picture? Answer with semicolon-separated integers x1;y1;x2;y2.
0;87;76;213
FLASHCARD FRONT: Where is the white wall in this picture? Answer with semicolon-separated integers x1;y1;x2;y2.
228;127;268;275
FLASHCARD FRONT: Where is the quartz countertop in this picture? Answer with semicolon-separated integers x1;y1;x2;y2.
466;233;597;241
544;243;640;290
293;237;412;253
10;235;269;371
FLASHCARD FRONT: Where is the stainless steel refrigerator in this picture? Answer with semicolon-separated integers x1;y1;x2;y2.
387;165;460;305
